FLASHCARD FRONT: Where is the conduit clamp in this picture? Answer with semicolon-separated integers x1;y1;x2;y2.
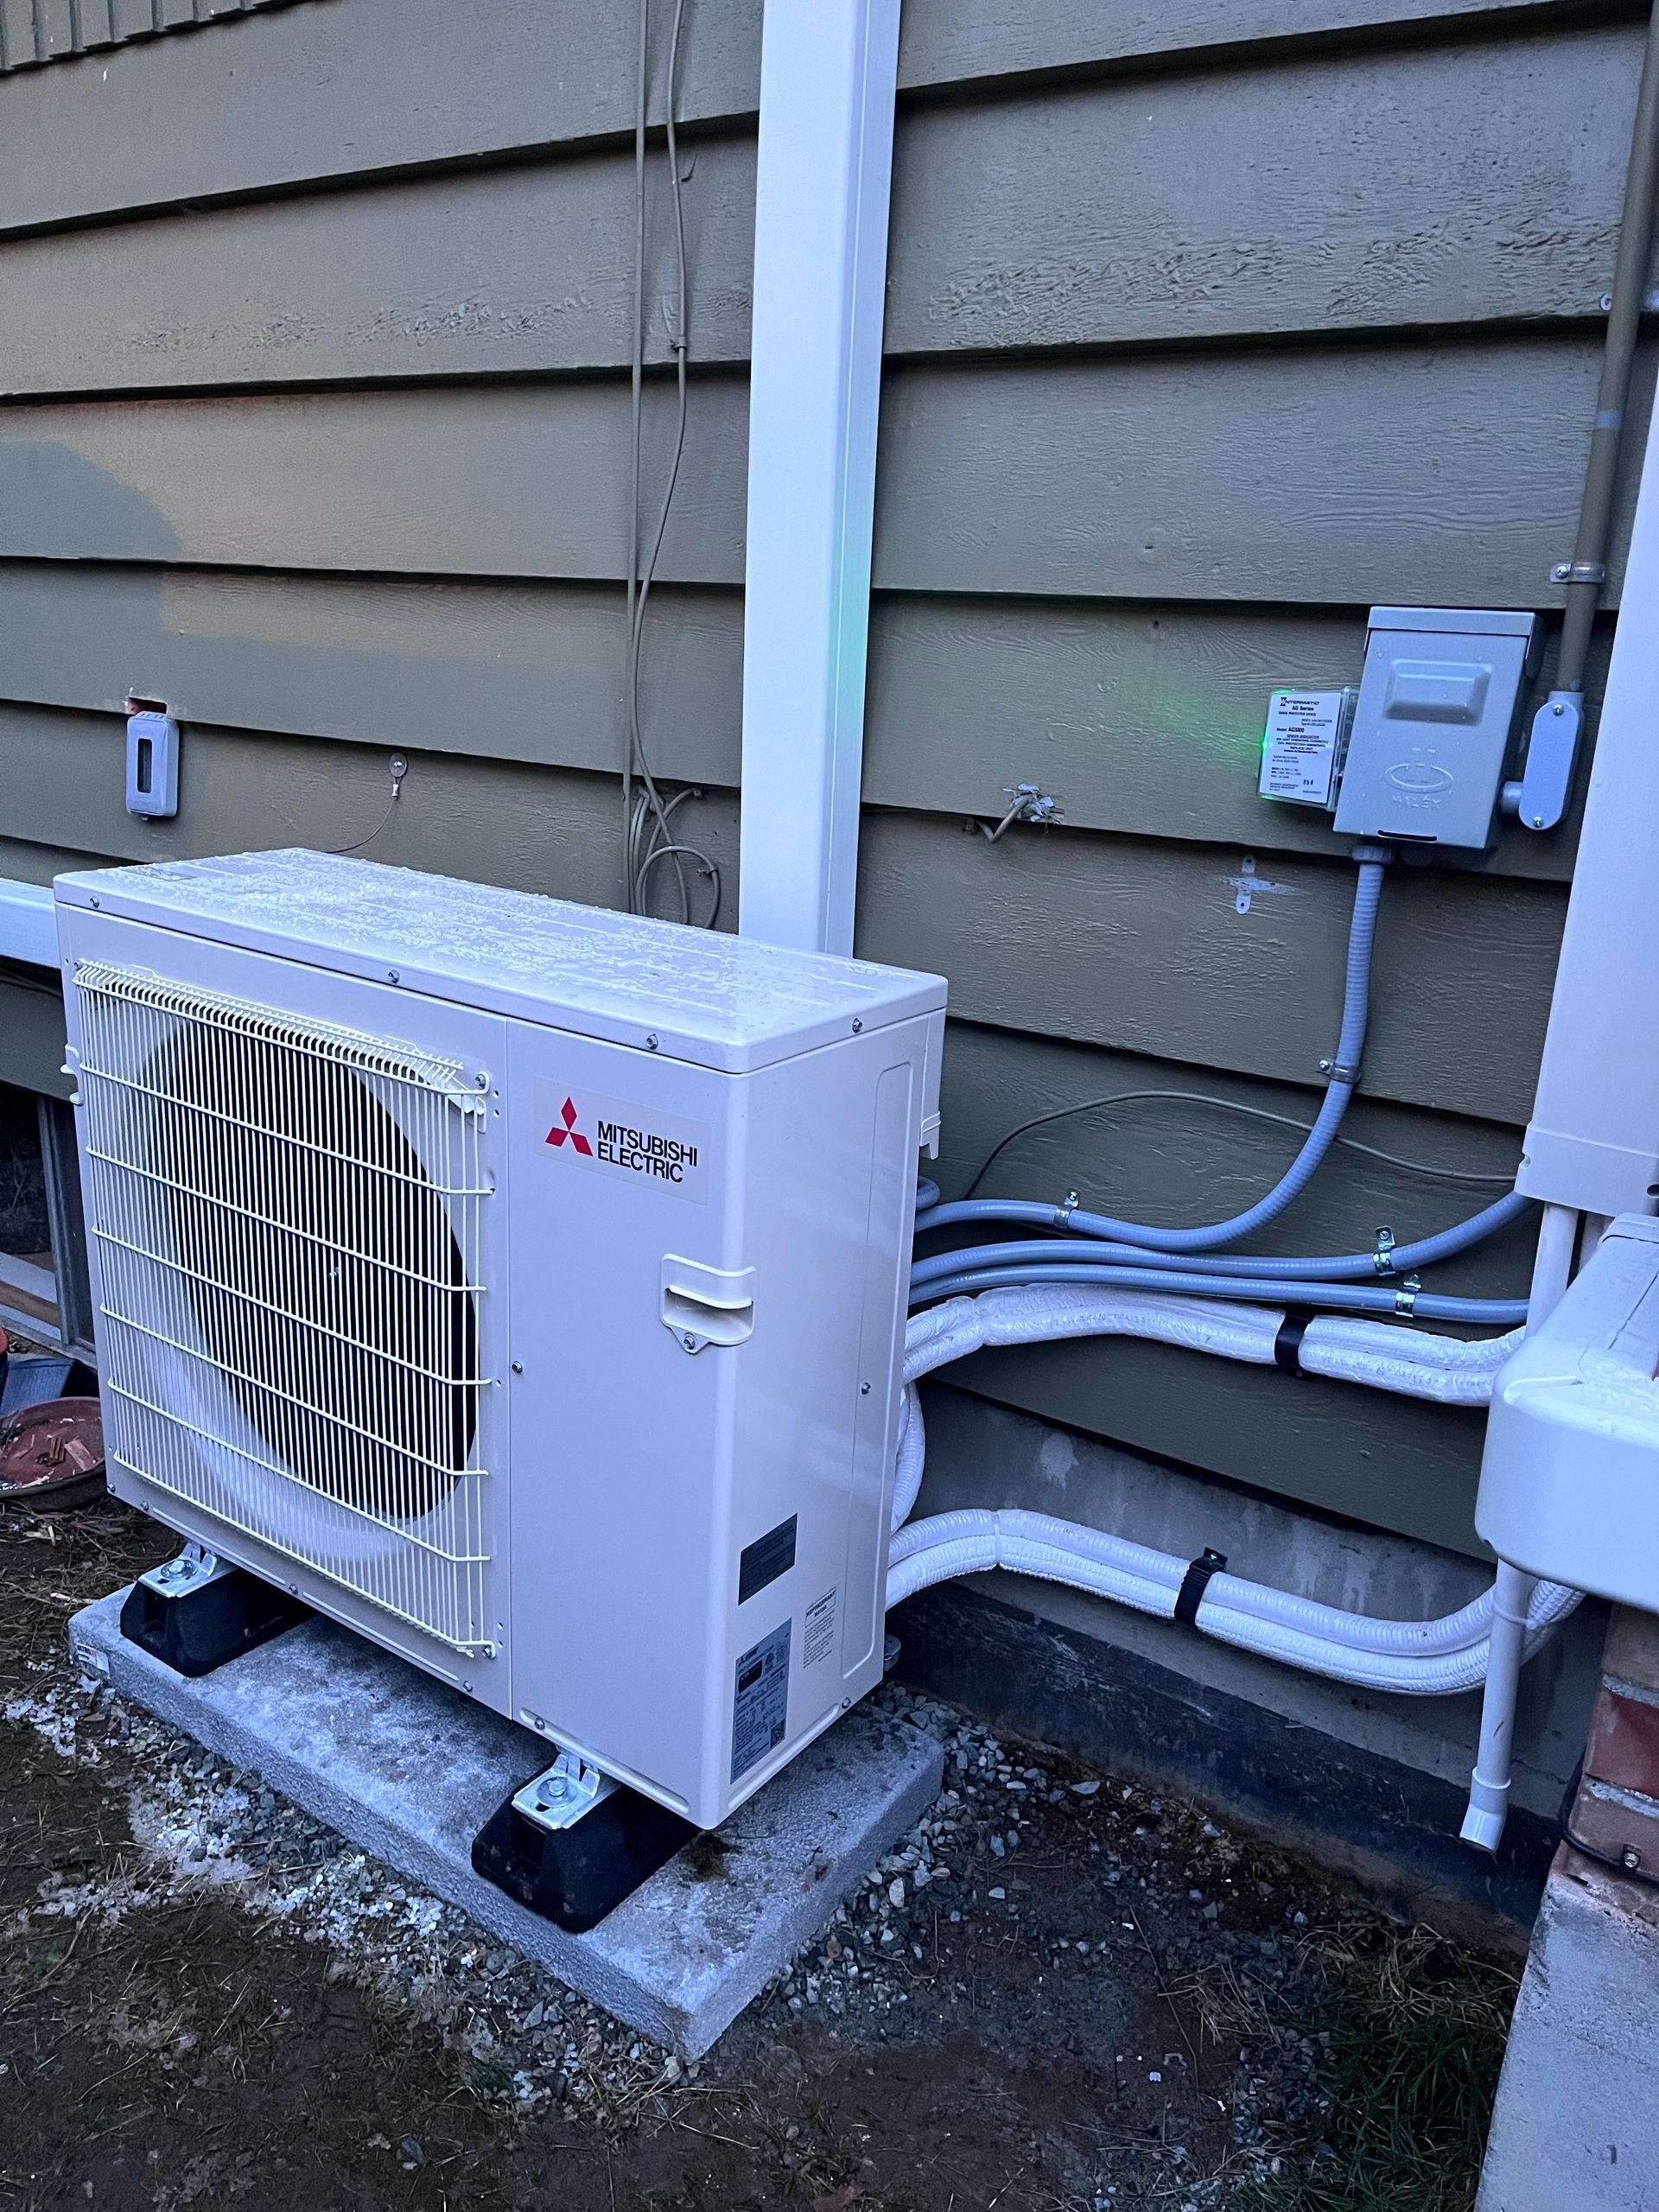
1371;1224;1397;1274
1053;1188;1081;1229
1318;1057;1362;1085
1394;1274;1422;1317
1550;559;1606;586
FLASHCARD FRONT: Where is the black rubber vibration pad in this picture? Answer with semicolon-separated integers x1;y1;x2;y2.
119;1567;312;1678
472;1782;699;1934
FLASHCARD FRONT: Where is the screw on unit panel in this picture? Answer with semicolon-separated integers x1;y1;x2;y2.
511;1360;524;1375
387;969;400;983
851;1018;863;1033
860;1382;871;1395
90;897;100;909
645;1033;660;1051
1532;816;1545;829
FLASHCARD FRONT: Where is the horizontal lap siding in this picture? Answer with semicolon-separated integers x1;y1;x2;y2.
0;0;1596;234
0;0;1638;1553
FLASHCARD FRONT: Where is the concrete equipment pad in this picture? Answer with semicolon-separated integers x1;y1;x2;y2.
68;1588;943;2059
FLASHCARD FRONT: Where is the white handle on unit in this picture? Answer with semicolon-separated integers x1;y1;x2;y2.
661;1256;757;1354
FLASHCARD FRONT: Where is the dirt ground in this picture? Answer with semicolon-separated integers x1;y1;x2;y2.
0;1497;1517;2212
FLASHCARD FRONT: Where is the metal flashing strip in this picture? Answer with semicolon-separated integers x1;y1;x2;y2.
0;877;56;969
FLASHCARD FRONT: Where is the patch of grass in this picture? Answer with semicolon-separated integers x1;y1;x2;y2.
1188;1923;1518;2212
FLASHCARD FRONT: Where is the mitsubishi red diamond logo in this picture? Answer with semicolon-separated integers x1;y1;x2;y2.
544;1096;594;1156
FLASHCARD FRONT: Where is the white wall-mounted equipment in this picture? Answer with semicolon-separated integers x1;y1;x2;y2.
1332;607;1539;850
125;709;181;820
54;850;945;1834
1478;1214;1659;1610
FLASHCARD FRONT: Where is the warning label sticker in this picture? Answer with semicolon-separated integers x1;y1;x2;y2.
804;1588;837;1669
731;1619;791;1782
537;1083;709;1204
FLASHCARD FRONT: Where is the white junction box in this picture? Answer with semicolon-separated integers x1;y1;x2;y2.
1478;1214;1659;1610
1258;688;1355;810
54;850;946;1831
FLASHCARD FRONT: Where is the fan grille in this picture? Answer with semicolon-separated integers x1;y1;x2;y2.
75;962;493;1653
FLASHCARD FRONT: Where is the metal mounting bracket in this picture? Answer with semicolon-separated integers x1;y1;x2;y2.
139;1542;234;1601
512;1749;620;1834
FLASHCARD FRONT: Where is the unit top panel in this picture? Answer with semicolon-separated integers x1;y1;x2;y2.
54;849;946;1074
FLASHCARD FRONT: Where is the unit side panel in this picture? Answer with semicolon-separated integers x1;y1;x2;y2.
499;1022;745;1816
715;1014;938;1819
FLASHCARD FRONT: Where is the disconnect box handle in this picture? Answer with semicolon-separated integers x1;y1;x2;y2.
661;1257;756;1354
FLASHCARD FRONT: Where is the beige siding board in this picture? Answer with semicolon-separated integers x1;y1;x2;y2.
0;0;766;237
0;340;1638;605
887;28;1643;356
0;381;750;582
3;28;1643;400
0;0;1592;238
865;595;1593;882
0;565;1592;880
0;563;746;784
0;137;760;396
0;703;739;918
874;338;1649;607
898;0;1617;90
855;813;1565;1124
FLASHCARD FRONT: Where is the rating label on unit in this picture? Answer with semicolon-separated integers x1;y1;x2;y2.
804;1587;837;1669
1258;689;1352;809
731;1620;791;1781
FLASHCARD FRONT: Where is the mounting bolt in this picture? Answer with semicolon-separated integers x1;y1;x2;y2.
1532;815;1545;829
1553;701;1565;715
1623;1845;1643;1872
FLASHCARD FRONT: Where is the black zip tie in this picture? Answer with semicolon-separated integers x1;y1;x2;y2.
1273;1312;1314;1377
1173;1548;1228;1629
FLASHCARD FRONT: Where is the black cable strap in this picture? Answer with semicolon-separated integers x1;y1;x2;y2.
1173;1548;1229;1628
1273;1312;1314;1377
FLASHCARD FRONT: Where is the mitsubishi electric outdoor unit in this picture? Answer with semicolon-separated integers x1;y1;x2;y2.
53;849;945;1859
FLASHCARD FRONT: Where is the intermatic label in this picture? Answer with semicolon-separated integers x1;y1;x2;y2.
536;1083;710;1203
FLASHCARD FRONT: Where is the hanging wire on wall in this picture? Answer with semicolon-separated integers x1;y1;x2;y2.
621;0;721;928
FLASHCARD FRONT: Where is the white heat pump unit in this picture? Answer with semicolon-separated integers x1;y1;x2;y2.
54;850;945;1836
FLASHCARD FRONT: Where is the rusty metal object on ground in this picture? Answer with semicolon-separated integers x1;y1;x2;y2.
0;1396;105;1510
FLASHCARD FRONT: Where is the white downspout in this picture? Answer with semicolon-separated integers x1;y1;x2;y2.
736;0;902;955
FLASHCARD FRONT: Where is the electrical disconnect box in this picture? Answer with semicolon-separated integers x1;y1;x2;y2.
1332;607;1539;850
